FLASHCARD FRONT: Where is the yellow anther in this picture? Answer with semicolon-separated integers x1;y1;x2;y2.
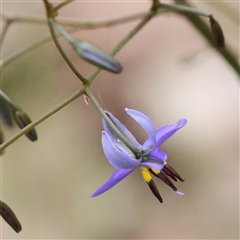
141;167;152;183
150;168;160;175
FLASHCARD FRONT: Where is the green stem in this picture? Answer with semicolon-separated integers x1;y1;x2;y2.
1;10;164;69
47;17;88;84
0;88;85;152
88;10;157;84
0;20;12;46
174;0;239;76
0;11;146;28
1;7;158;151
53;0;75;12
85;88;141;156
156;2;210;18
51;18;74;43
42;0;88;84
0;90;14;106
2;37;52;69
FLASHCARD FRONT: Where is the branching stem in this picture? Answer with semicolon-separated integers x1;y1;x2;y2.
88;9;157;84
53;0;75;12
0;87;85;152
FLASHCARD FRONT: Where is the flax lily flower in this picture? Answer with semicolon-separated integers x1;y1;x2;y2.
91;108;187;203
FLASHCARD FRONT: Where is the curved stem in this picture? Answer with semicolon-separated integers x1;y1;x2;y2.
47;17;88;84
2;37;51;69
1;7;158;151
0;20;12;47
156;2;210;18
174;0;240;76
1;10;163;69
89;9;157;84
53;0;75;12
0;11;146;28
0;87;85;152
85;88;141;157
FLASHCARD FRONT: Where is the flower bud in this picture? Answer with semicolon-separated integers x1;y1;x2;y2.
0;94;14;127
70;40;122;74
0;200;22;233
13;109;38;142
0;130;4;154
209;15;225;48
0;130;4;144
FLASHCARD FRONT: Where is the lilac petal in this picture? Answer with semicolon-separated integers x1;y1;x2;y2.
102;132;140;169
140;147;167;171
125;108;156;148
155;118;187;147
150;147;167;161
103;111;142;149
90;168;135;197
141;157;165;171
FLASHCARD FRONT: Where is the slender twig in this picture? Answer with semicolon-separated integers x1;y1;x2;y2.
0;21;11;46
156;2;210;18
1;9;165;69
2;37;51;69
0;90;15;106
205;2;239;24
1;2;238;75
1;7;157;151
0;87;85;152
0;11;147;28
46;15;88;84
174;0;239;76
88;10;158;84
53;0;75;12
0;12;146;69
42;0;88;84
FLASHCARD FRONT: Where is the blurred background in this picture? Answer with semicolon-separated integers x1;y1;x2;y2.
1;0;239;239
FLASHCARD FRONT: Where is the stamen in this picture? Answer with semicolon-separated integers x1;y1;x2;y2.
159;172;177;191
164;164;184;182
162;167;178;182
141;167;152;183
147;179;163;203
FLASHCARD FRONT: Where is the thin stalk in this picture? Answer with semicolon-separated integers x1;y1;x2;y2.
47;17;88;84
1;9;165;69
156;2;210;18
53;0;75;12
0;90;13;106
85;88;141;157
0;20;11;46
2;37;51;69
0;11;146;28
88;10;158;84
174;0;240;76
0;87;85;152
42;0;88;84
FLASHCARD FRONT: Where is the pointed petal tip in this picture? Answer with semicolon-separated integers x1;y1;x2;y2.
177;118;188;128
90;194;97;198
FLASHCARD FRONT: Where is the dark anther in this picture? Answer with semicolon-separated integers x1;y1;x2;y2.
162;167;178;182
147;179;163;203
159;172;178;191
164;164;184;182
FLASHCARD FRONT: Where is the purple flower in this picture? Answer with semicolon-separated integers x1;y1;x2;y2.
91;108;187;203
